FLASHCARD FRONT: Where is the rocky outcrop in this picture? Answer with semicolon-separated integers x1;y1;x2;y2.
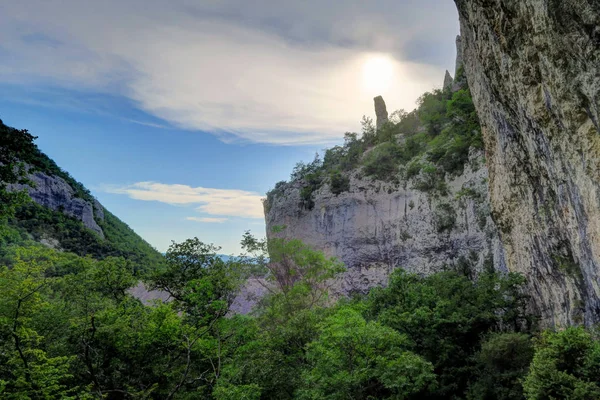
455;0;600;326
10;171;105;237
265;150;505;295
444;70;454;90
374;96;389;129
454;35;464;79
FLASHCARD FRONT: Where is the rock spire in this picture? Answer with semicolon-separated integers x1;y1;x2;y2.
373;96;388;129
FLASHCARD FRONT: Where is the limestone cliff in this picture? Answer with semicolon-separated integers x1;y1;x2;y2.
265;148;505;295
455;0;600;326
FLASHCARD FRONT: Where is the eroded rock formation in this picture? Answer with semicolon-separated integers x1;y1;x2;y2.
444;70;454;90
10;171;105;237
374;95;389;129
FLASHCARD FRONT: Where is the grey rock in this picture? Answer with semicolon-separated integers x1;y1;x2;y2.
93;198;105;221
265;150;504;297
10;171;105;238
128;282;171;305
229;278;270;314
374;96;389;129
452;35;467;92
454;35;463;79
444;70;454;91
455;0;600;326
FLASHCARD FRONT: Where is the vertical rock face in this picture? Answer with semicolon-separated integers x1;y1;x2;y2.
265;151;505;296
452;35;467;92
10;171;105;237
455;0;600;326
454;35;464;78
374;96;389;129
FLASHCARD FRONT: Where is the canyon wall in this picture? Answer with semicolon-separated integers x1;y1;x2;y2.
265;150;506;296
455;0;600;326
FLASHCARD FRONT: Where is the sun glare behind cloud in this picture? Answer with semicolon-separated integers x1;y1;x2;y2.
362;54;395;96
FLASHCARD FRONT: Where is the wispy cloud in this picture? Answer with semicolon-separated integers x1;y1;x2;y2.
186;217;228;223
101;182;264;219
0;0;458;145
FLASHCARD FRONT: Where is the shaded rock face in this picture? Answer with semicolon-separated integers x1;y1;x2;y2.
10;171;105;237
374;96;389;129
265;151;505;296
452;35;467;92
454;35;464;78
455;0;600;326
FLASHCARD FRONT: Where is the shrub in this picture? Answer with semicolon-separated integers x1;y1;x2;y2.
411;163;447;194
329;170;350;195
467;333;534;400
523;327;600;400
362;142;401;181
434;202;457;232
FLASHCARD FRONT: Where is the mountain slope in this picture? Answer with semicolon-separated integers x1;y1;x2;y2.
0;119;163;273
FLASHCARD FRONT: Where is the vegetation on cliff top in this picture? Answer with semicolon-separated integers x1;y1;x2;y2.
266;80;482;211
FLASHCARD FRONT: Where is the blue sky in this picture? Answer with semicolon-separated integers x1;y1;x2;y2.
0;0;459;254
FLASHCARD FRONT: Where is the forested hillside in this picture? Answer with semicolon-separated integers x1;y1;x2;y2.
0;119;163;273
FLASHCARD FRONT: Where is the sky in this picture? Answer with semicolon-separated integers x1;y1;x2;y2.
0;0;460;254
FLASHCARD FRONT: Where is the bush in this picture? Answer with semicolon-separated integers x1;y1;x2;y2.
467;333;534;400
362;142;401;181
411;163;447;194
523;327;600;400
434;202;457;232
329;170;350;195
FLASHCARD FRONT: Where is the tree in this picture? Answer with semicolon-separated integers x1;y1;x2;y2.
467;333;534;400
0;246;77;399
240;231;345;317
150;237;242;323
299;306;435;400
523;327;600;400
367;269;532;399
0;121;37;230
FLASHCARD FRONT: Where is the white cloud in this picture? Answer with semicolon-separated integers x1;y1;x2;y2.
186;217;228;224
0;0;458;145
102;182;264;219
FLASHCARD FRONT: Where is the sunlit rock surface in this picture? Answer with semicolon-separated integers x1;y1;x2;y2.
455;0;600;326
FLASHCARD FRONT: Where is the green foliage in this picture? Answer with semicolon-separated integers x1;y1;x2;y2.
329;170;350;195
0;121;37;231
240;230;345;317
299;306;435;400
290;154;324;210
11;202;163;274
0;246;79;399
267;83;483;205
467;333;534;400
362;142;402;181
150;237;242;322
4;229;599;399
368;269;532;399
0;119;163;275
411;163;448;195
418;90;449;136
523;327;600;400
